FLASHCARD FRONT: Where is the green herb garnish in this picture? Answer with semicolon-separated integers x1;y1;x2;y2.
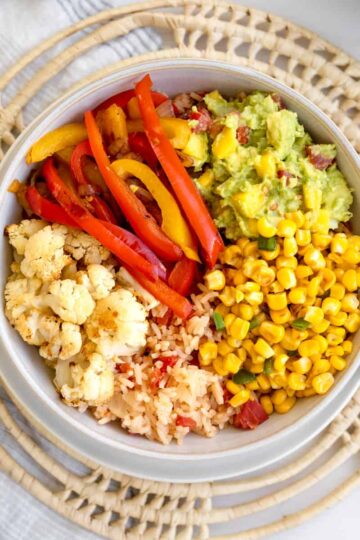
213;311;225;331
286;349;298;357
264;358;273;374
291;318;310;330
233;369;256;385
258;236;277;251
249;317;260;330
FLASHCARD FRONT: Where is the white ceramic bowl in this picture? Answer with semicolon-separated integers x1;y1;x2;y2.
1;59;360;482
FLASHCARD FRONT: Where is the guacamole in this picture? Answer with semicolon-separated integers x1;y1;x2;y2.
190;90;353;239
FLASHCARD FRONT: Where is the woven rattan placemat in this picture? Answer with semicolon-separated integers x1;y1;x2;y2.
1;1;360;538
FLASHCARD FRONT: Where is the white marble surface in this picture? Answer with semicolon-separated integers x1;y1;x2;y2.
0;0;359;538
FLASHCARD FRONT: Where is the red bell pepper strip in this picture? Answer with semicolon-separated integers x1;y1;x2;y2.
94;89;167;114
135;74;224;268
128;132;158;169
26;185;167;280
168;257;196;296
43;158;159;280
126;267;193;320
84;110;182;262
70;140;117;224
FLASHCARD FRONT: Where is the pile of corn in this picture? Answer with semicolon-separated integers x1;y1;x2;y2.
199;210;360;415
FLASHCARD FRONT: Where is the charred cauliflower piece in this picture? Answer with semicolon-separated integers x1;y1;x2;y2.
85;289;148;358
6;219;46;256
59;352;114;406
20;224;70;281
76;264;115;300
46;279;95;324
64;229;111;265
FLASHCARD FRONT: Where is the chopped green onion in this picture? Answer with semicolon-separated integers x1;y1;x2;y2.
249;317;260;330
264;358;273;374
291;318;310;330
258;235;277;251
286;349;298;357
233;369;256;385
213;311;225;331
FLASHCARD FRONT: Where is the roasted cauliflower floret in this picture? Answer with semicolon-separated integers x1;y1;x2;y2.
46;279;95;324
6;219;46;256
85;289;148;358
38;316;82;360
76;264;115;300
64;229;111;265
20;224;70;281
59;352;114;406
5;277;44;323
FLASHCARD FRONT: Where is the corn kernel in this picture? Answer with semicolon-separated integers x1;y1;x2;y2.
257;216;277;238
215;304;229;318
218;340;234;356
276;256;298;270
334;268;345;281
331;233;348;254
236;237;250;253
303;247;326;270
259;321;285;344
312;372;334;394
227;337;242;348
249;361;264;373
260;395;274;415
312;319;330;334
296;229;312;246
286;211;305;228
246;291;264;306
237;303;254;321
288;287;307;304
277;219;297;237
218;286;235;307
298;339;321;357
311;210;330;234
295;265;313;279
328;311;348;327
307;276;322;297
342;293;359;313
269;280;285;293
233;270;246;286
270;308;292;324
229;318;250;340
344;313;360;333
304;306;324;326
288;372;306;390
254;338;274;359
283;237;298;257
254;266;276;287
229;388;251;407
213;358;229;376
257;373;271;391
241;282;261;293
311;359;331;376
273;353;289;372
303;184;322;210
313;335;328;354
327;345;344;357
277;268;297;289
205;269;226;291
221;245;242;267
260;243;281;261
280;329;300;352
330;355;347;371
291;357;312;374
243;241;258;258
343;248;360;265
271;389;287;405
312;233;332;250
275;396;297;414
342;269;358;292
327;326;346;345
226;380;242;395
322;297;342;316
199;342;218;366
224;353;243;374
269;372;288;389
318;268;336;291
267;292;287;311
246;380;260;391
343;340;353;354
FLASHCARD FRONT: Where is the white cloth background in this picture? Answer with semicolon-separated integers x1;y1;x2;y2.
1;1;360;539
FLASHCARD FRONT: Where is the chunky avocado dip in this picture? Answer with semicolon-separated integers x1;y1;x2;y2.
187;90;353;240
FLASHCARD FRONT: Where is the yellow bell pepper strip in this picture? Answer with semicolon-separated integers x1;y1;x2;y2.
84;110;183;262
43;158;160;281
135;74;224;268
127;118;191;150
111;159;199;262
26;123;87;164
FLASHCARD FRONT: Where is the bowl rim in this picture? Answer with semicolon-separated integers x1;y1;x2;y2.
0;57;359;469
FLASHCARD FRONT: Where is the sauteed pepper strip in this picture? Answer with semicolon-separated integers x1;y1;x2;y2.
26;185;167;280
128;132;158;169
42;158;159;280
94;89;167;114
70;140;117;223
135;75;224;268
111;159;199;262
84;110;182;262
168;258;197;296
26;123;88;164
